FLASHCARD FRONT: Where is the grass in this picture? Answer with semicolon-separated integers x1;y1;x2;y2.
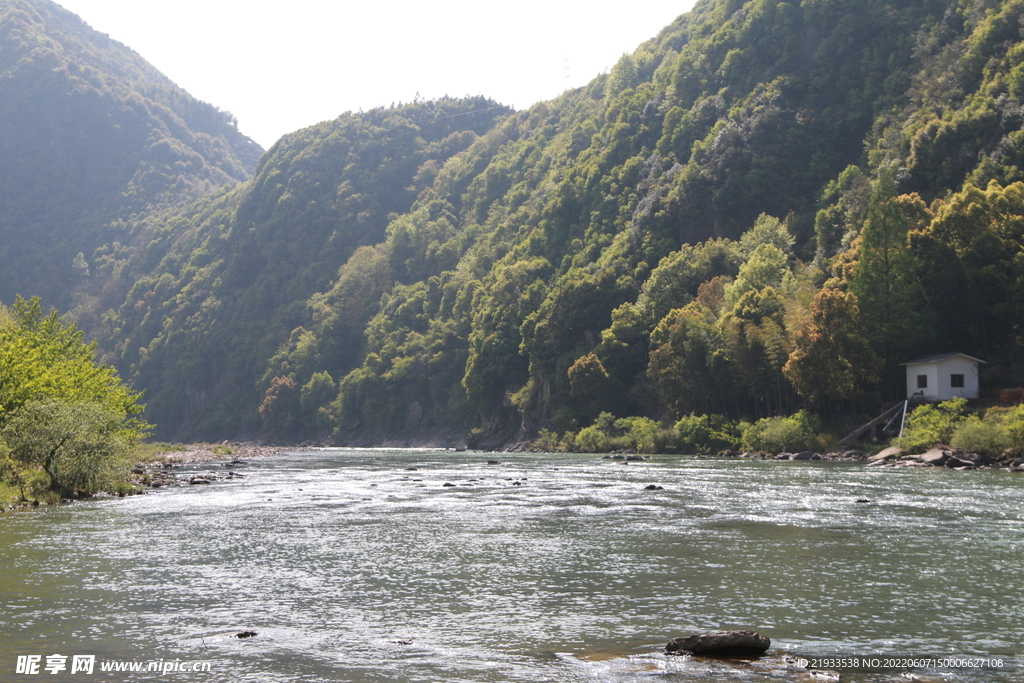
0;477;61;508
131;442;187;462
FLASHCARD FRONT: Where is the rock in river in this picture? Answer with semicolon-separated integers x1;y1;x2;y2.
666;629;771;657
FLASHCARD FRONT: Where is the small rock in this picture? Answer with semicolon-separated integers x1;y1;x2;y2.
855;498;871;503
792;451;815;460
644;484;663;490
442;482;455;487
235;631;257;638
487;460;500;465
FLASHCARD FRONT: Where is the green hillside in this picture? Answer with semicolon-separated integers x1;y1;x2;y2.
0;0;261;309
253;0;1020;445
12;0;1024;445
103;98;513;439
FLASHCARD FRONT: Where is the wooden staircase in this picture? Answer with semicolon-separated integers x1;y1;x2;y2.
836;401;906;447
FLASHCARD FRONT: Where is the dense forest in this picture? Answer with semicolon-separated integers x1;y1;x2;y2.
3;0;1024;447
0;0;261;310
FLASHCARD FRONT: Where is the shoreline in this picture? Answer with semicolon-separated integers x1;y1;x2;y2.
137;442;293;466
6;443;1020;514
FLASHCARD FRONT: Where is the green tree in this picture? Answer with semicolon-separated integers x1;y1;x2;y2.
720;286;793;416
850;179;935;393
648;302;735;416
783;288;878;407
1;400;135;497
0;296;145;419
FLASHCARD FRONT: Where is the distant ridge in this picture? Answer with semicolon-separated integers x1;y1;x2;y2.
0;0;262;307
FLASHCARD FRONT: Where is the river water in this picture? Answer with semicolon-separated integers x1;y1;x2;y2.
1;450;1021;682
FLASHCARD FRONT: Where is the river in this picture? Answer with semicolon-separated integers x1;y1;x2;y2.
1;450;1021;682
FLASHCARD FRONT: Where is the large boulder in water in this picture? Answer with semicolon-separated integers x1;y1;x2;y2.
666;630;771;657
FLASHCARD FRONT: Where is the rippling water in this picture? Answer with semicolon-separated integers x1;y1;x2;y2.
1;450;1022;682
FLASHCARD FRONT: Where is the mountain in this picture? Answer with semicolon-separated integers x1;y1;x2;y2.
102;98;513;439
20;0;1024;444
0;0;262;309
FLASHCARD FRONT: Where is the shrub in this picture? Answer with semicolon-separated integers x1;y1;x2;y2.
948;405;1024;457
1004;405;1024;455
899;398;968;453
742;410;822;454
950;415;1010;457
614;416;661;453
674;413;741;453
531;428;562;452
574;425;610;452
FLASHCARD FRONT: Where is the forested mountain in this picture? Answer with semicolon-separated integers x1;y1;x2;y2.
0;0;261;310
8;0;1024;445
102;99;513;438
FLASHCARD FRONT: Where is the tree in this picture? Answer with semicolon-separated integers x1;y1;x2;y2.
567;352;625;419
648;302;735;416
1;400;135;497
259;376;301;434
849;178;934;393
0;296;145;418
720;286;793;416
783;288;878;407
0;296;148;497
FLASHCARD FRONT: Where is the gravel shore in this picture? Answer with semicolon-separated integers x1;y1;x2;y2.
138;443;292;466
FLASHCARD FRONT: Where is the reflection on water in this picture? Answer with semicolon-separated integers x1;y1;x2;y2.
1;451;1022;682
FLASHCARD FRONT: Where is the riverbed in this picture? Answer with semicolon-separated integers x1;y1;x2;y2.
1;450;1021;682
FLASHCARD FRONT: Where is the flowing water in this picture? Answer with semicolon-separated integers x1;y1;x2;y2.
1;450;1022;682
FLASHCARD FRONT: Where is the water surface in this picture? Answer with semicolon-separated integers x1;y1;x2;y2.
1;450;1021;681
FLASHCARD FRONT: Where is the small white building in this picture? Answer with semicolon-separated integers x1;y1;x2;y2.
900;353;984;401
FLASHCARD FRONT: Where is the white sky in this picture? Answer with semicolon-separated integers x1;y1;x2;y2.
55;0;698;149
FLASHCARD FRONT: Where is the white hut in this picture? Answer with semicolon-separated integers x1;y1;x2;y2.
900;353;984;401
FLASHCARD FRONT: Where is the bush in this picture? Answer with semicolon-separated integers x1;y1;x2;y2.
899;398;968;453
574;425;610;452
1005;405;1024;456
531;428;562;452
674;413;741;453
948;405;1024;457
613;416;661;453
950;415;1010;457
742;410;822;454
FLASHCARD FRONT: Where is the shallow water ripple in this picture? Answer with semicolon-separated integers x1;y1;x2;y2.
1;450;1022;682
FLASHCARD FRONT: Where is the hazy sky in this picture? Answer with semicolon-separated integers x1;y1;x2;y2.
56;0;698;149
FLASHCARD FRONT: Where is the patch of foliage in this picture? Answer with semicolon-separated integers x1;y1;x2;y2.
0;297;148;499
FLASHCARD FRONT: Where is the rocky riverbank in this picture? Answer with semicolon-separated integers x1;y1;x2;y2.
864;444;1024;471
130;443;290;489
